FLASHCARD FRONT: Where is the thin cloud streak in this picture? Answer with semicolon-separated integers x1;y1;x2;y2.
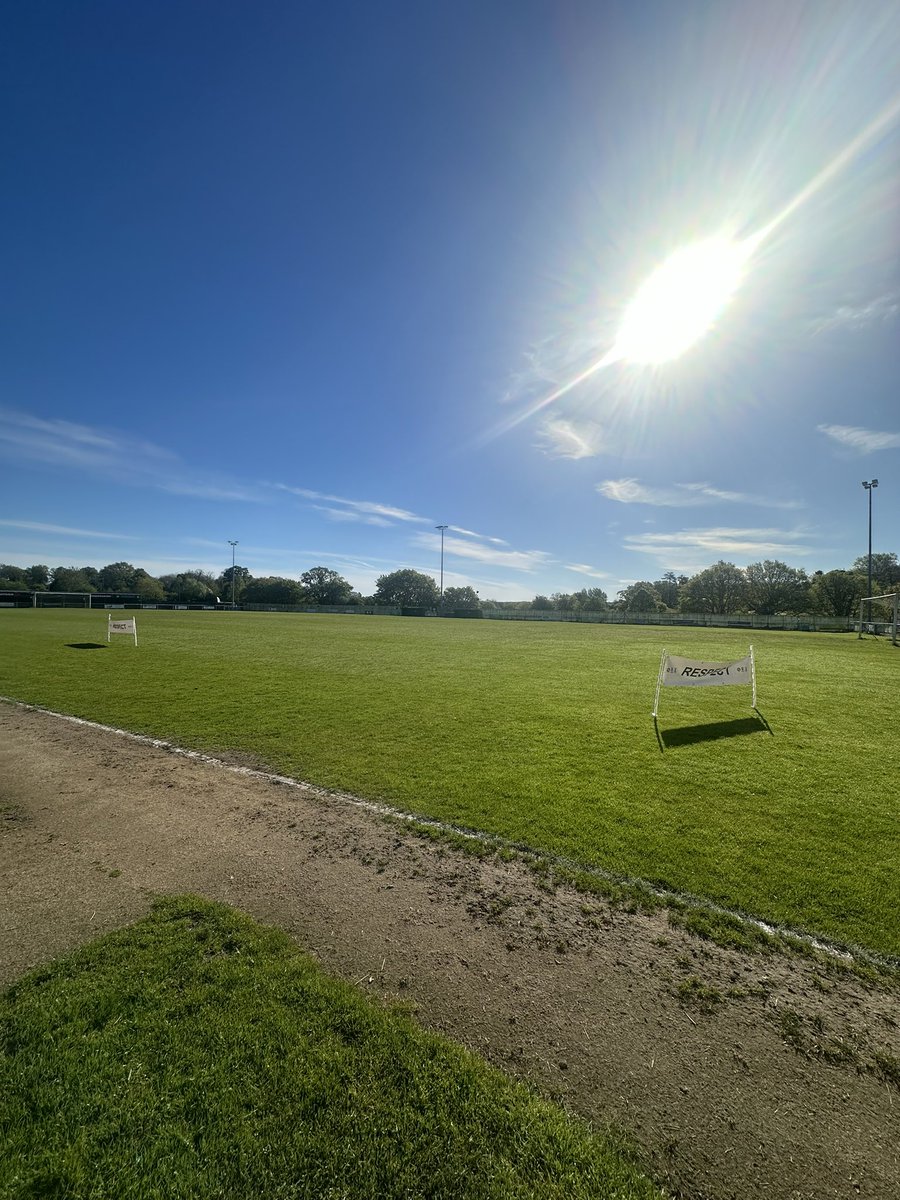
809;292;900;335
0;408;176;475
0;518;136;540
313;505;392;527
159;481;267;503
0;407;269;503
448;525;509;546
275;484;433;525
412;531;552;572
598;478;801;509
817;424;900;453
565;562;610;580
624;526;815;564
537;419;609;460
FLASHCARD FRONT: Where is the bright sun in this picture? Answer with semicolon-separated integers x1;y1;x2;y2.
614;236;750;365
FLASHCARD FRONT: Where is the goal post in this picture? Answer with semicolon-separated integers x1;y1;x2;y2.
857;593;898;645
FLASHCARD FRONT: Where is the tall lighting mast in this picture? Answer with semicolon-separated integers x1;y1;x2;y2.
228;540;239;608
861;480;878;626
435;525;448;600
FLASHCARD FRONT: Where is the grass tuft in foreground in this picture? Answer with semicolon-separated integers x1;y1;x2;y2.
0;896;663;1200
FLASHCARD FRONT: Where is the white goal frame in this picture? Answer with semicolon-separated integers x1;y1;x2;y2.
857;593;898;645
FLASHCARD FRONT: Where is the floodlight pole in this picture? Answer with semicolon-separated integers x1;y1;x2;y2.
435;525;448;601
228;540;238;609
862;481;878;625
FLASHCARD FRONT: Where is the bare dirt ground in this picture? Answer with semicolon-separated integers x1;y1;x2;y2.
1;701;898;1200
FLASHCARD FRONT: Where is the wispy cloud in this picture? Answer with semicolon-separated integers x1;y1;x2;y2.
623;526;815;571
0;518;135;540
0;407;268;503
565;562;609;580
598;478;800;510
817;424;900;454
501;332;612;407
536;418;609;460
809;292;900;335
275;485;433;526
159;480;267;502
312;504;392;527
412;531;552;572
0;408;175;475
448;525;509;546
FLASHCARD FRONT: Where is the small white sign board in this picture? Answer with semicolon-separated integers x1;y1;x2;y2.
653;647;755;717
108;615;138;645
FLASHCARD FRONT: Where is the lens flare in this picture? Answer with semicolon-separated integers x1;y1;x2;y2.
482;91;900;445
613;237;751;365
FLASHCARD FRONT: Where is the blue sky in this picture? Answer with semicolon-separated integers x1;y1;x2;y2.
1;0;898;601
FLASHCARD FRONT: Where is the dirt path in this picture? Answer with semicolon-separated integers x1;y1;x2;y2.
1;702;898;1200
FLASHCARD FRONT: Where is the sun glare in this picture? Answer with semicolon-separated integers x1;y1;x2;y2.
614;237;750;365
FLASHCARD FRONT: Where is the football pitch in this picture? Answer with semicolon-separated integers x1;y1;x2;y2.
1;609;896;958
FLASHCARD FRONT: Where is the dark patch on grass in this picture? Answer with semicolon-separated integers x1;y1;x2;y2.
660;714;773;748
65;643;107;650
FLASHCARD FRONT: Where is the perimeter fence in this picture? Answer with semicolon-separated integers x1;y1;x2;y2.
0;589;864;631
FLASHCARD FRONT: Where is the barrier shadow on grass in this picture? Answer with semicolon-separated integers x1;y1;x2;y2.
66;642;107;650
656;710;773;750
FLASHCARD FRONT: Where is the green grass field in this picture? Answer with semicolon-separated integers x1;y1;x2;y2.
1;896;660;1199
1;609;897;957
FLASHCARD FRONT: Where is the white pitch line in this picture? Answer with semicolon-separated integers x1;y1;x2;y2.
1;697;889;971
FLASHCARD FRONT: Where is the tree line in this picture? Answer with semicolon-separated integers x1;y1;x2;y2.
0;561;479;610
527;556;899;618
1;554;897;617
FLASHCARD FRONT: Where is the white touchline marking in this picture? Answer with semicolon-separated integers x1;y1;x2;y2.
1;696;877;967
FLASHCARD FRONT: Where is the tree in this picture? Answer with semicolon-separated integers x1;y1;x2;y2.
159;571;217;603
744;560;809;614
50;567;98;593
851;552;900;595
441;586;481;609
571;587;608;611
300;566;354;605
217;565;252;603
0;564;28;589
531;594;553;610
132;570;166;602
243;576;306;605
809;570;868;617
679;561;747;614
551;592;575;612
618;582;662;612
98;561;138;592
374;569;439;607
26;565;50;590
653;571;685;610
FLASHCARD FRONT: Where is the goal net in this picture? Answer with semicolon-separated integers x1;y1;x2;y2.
857;593;898;645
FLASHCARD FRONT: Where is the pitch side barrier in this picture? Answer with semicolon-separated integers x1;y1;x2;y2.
480;610;851;632
3;596;855;631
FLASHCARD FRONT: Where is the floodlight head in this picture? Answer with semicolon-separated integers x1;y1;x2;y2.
873;479;879;488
